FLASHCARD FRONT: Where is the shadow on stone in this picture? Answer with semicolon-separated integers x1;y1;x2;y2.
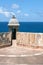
0;32;12;48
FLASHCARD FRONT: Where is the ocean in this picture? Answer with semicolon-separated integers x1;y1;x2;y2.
0;22;43;33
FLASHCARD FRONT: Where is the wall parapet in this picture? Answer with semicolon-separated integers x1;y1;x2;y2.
16;32;43;47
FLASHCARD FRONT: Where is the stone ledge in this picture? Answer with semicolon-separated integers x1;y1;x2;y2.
17;43;43;49
0;44;11;48
0;32;12;48
16;32;43;47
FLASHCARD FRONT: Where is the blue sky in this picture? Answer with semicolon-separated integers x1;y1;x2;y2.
0;0;43;22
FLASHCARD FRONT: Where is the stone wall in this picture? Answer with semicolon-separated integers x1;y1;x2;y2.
16;32;43;46
0;32;12;47
16;32;30;46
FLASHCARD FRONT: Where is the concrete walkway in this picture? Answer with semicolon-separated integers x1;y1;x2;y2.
0;40;43;64
0;40;43;56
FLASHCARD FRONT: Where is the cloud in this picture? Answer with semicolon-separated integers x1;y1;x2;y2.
17;10;21;14
0;7;15;17
4;12;15;17
0;7;3;13
12;4;19;9
4;12;10;17
24;13;29;16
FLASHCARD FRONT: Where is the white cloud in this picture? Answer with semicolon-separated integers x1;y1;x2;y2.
24;13;29;16
11;12;15;15
4;12;15;17
12;4;19;9
0;7;15;17
17;10;21;14
4;12;10;17
0;7;3;13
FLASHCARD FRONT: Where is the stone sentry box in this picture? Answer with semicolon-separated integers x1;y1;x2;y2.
8;15;20;44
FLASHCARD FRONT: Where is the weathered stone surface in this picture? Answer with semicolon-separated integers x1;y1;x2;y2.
30;33;35;45
0;32;43;47
16;32;30;46
35;33;43;46
0;32;12;47
16;32;43;46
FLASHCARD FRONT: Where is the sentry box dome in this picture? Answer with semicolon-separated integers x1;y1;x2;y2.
8;15;20;40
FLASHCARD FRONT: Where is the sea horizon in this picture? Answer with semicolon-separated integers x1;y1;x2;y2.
0;22;43;33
